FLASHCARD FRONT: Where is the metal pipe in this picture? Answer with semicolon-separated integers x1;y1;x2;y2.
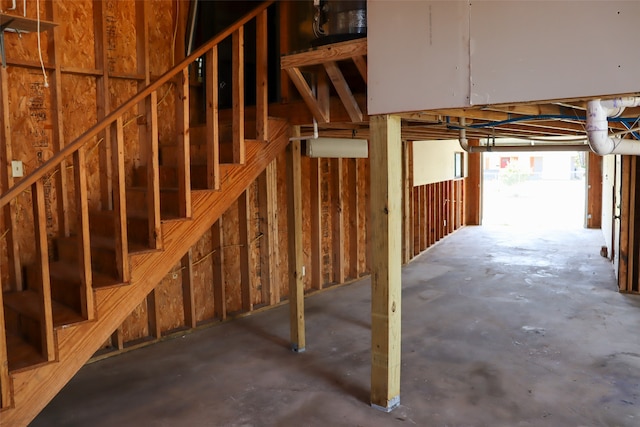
467;144;591;153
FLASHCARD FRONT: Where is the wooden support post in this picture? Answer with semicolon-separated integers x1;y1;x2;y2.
627;157;637;293
206;47;220;189
317;70;331;122
111;327;124;351
73;148;94;320
619;156;631;291
0;66;22;290
255;9;268;141
239;190;253;312
348;159;359;278
232;27;246;164
587;152;603;229
181;249;197;329
111;118;130;282
402;142;412;264
332;158;345;284
33;180;55;362
310;158;323;289
465;139;482;225
93;0;113;210
258;161;279;305
176;68;192;218
369;114;402;411
212;220;227;320
0;273;10;408
146;290;162;339
287;136;305;352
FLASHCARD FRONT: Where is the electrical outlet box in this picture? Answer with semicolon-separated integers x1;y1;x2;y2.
11;160;23;178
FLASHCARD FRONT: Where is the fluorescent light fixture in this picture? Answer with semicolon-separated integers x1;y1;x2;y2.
305;137;368;158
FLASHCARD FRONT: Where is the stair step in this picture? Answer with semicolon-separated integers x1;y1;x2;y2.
132;164;208;189
3;290;84;329
6;331;46;372
126;187;180;218
56;234;148;278
49;261;125;290
89;210;150;247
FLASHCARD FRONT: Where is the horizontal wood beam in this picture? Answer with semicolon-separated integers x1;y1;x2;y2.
281;38;367;69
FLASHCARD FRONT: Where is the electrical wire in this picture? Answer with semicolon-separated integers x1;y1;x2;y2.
36;0;48;88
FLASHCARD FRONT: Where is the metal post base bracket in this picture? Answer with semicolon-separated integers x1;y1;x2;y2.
371;395;400;413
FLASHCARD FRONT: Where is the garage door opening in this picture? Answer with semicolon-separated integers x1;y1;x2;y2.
482;151;586;228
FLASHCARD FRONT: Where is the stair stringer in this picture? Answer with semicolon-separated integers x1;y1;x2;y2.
2;117;290;427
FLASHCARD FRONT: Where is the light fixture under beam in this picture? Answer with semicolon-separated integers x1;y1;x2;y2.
305;137;368;158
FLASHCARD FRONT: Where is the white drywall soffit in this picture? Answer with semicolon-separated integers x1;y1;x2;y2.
469;1;640;105
368;0;470;114
368;1;640;113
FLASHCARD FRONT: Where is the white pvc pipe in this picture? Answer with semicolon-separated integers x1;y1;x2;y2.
586;97;640;156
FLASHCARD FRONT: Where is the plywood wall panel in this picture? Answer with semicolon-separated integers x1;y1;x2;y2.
149;0;177;75
192;230;216;323
276;150;289;299
300;155;312;291
120;301;149;343
155;266;186;333
55;0;96;69
103;0;137;75
222;201;242;313
248;180;262;306
320;158;332;284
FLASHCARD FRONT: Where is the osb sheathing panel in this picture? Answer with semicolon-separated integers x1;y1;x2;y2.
247;180;263;307
223;200;242;313
320;158;332;284
156;82;177;149
103;0;137;75
61;74;99;211
120;299;149;343
155;262;186;333
300;155;312;291
55;0;96;69
149;0;177;75
342;158;351;279
192;230;216;323
276;150;289;299
6;67;58;261
2;13;52;64
109;79;138;185
358;157;369;275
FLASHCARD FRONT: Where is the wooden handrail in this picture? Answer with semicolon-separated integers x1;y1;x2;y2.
0;0;274;208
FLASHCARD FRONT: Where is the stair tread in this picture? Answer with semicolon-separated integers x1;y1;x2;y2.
3;290;84;328
6;331;46;371
58;234;149;253
49;261;124;289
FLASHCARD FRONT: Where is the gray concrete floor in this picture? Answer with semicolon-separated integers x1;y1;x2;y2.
33;225;640;427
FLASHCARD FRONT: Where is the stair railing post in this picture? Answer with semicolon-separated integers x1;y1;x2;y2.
176;68;192;218
205;47;220;190
0;270;10;408
111;117;130;282
73;148;94;320
146;91;162;248
32;180;55;362
232;26;245;164
256;9;268;141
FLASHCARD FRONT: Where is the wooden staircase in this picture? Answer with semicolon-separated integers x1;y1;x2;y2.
0;2;281;425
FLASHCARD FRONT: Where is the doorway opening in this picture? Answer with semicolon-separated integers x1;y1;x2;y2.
482;151;586;228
